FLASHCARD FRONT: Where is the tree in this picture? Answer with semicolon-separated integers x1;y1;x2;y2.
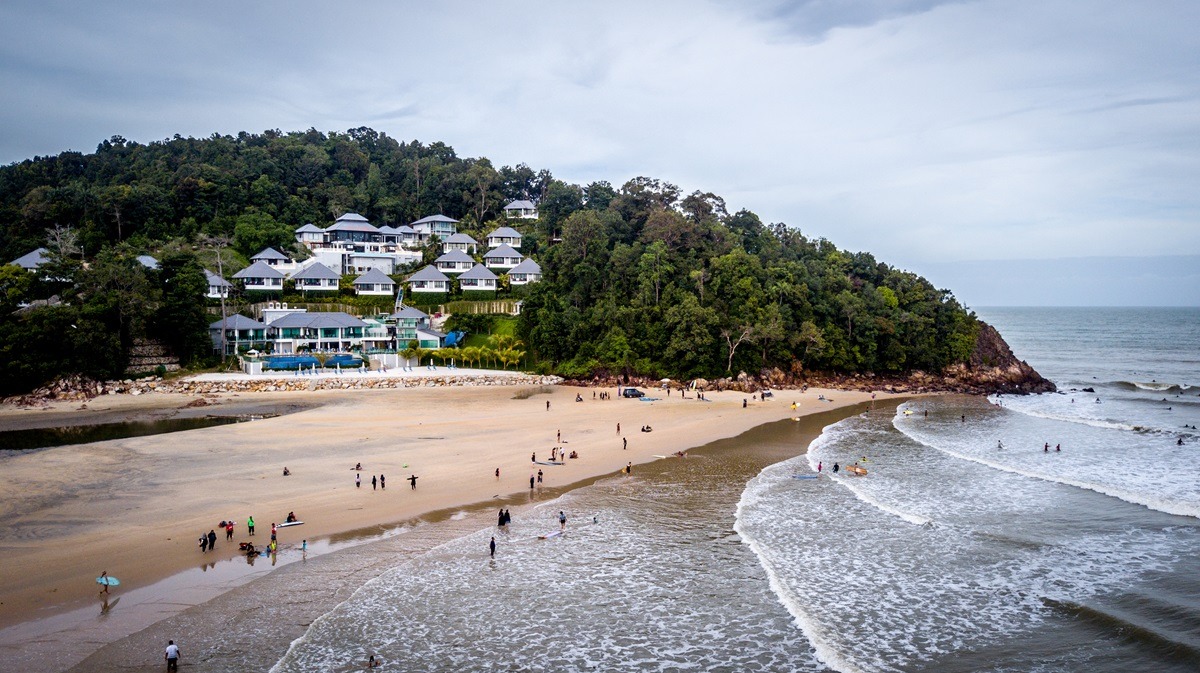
232;210;293;256
154;251;212;366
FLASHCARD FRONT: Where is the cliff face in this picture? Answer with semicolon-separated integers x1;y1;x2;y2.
940;322;1056;394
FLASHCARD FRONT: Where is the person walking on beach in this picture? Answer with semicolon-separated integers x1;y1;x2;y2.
530;474;535;490
199;535;208;553
207;529;217;550
408;474;418;489
247;516;255;536
495;467;500;480
226;520;234;541
164;640;180;672
623;437;627;450
559;510;567;531
372;475;377;490
617;422;621;434
380;474;385;489
356;473;361;488
557;429;561;443
537;469;544;485
490;535;496;558
546;400;550;410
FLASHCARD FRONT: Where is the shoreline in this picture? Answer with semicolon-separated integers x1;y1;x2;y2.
0;381;907;672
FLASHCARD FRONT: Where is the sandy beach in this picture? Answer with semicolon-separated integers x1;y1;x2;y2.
0;379;887;670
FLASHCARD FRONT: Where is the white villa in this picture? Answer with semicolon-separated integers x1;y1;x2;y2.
266;310;368;354
233;261;285;292
294;223;325;246
442;233;478;254
503;200;538;219
250;247;296;273
209;314;268;355
289;262;341;293
458;264;498;293
507;258;543;285
407;265;451;294
205;269;232;299
434;249;476;275
485;226;523;250
352;268;396;296
483;244;524;271
410;214;458;241
294;213;425;276
390;305;444;349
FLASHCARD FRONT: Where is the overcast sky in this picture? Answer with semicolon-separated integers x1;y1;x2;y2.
1;1;1197;305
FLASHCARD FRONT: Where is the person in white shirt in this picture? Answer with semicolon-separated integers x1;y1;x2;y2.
164;640;180;671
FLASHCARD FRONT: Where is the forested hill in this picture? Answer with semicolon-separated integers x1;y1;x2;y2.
0;128;1048;392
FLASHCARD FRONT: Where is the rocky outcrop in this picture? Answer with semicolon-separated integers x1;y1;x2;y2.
565;321;1055;395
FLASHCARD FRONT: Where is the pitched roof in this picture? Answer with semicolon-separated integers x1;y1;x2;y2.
459;264;498;281
204;269;232;287
335;212;369;223
417;327;447;339
483;244;523;259
209;314;265;330
392;224;417;234
232;261;285;279
389;306;429;320
407;265;450;282
508;258;542;274
268;311;368;329
444;233;478;244
486;226;522;239
504;200;537;210
435;249;475;264
288;262;341;280
352;268;396;285
10;247;49;269
327;217;380;233
295;223;325;233
251;247;290;261
376;225;400;235
411;214;459;226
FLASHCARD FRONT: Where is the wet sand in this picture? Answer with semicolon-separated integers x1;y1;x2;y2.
0;383;889;671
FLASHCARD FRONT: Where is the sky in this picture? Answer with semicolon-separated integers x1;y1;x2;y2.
1;0;1197;306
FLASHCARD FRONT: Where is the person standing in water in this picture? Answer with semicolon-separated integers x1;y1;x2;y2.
559;510;567;531
833;463;840;473
489;536;496;558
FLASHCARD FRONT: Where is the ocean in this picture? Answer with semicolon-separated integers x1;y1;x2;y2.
79;307;1200;672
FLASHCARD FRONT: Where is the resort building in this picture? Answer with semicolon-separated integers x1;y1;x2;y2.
325;212;381;246
288;262;341;293
503;199;539;219
485;226;523;250
204;269;232;299
250;247;296;273
506;258;543;285
294;223;326;246
483;244;524;271
441;233;478;254
410;214;458;241
232;261;285;292
458;264;498;293
389;306;444;349
352;268;396;296
434;249;476;275
209;314;268;355
9;247;49;270
406;265;451;294
265;310;368;354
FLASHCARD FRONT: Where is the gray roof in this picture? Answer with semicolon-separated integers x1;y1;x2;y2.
251;247;291;261
136;255;159;269
389;306;429;320
459;264;499;281
483;244;523;260
295;223;325;233
444;233;478;244
376;225;401;235
204;269;232;287
407;265;450;282
10;247;49;269
508;258;542;274
417;327;447;339
335;212;369;223
210;314;265;330
232;261;285;279
504;200;537;210
411;214;459;225
288;263;342;280
327;218;380;233
393;225;417;234
487;226;522;239
269;311;368;329
435;249;475;264
352;268;396;285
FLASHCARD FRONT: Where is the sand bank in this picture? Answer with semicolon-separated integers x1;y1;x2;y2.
0;381;890;669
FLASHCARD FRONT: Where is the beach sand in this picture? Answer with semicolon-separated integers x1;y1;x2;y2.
0;382;886;671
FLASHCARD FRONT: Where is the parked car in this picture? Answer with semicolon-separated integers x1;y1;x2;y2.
621;388;645;398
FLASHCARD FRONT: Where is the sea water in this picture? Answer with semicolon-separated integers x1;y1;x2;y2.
270;307;1200;672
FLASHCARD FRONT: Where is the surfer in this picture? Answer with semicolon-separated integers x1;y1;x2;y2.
997;440;1004;449
833;463;839;473
1056;444;1061;452
99;570;110;594
559;510;567;530
1179;437;1185;446
354;462;362;471
369;654;379;668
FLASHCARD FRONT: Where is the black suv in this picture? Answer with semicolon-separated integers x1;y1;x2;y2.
621;388;645;398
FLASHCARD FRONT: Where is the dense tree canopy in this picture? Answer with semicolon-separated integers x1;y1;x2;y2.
0;128;980;393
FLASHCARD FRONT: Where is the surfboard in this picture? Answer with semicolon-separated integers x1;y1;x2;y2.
538;530;563;540
277;521;304;528
96;576;120;586
791;474;819;480
533;461;564;465
652;454;669;458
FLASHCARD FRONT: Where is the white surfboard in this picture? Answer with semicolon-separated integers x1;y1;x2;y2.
277;521;304;528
